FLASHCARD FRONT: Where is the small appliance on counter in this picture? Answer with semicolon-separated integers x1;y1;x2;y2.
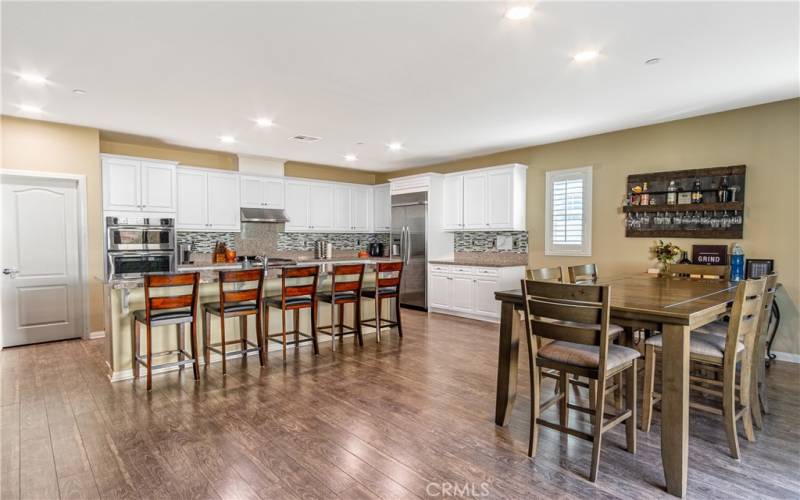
314;240;334;260
179;243;193;265
368;242;384;257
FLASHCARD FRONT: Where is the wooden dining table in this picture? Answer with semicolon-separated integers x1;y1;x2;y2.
494;274;739;497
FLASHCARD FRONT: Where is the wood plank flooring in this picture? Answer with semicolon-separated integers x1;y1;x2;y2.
1;309;799;499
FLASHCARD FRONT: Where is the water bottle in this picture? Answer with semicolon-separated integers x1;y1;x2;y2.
730;244;745;282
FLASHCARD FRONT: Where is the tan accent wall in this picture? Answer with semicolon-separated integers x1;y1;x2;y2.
379;98;800;355
285;161;376;184
1;116;105;333
99;131;237;170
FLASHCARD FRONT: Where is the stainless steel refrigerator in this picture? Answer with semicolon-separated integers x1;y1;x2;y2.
390;192;427;310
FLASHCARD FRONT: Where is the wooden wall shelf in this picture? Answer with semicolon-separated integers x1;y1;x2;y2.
624;165;746;239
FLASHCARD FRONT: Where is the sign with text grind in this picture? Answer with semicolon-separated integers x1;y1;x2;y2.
692;245;728;265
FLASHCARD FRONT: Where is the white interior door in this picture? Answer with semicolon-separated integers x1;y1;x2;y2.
2;177;82;347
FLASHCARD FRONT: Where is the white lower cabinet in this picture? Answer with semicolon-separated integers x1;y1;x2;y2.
428;264;525;322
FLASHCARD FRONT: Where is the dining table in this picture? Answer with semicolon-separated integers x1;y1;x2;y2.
494;274;739;498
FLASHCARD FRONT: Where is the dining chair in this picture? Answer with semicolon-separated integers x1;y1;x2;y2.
567;263;598;284
668;263;729;280
360;262;404;342
202;269;266;375
316;263;365;351
521;279;640;481
527;266;563;282
131;272;200;391
641;276;767;459
264;265;320;361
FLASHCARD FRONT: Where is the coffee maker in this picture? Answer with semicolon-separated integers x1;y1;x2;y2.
179;243;193;264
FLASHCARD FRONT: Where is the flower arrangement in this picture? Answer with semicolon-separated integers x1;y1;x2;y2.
652;240;682;270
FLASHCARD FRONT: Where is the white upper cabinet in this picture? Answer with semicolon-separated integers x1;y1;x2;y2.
333;185;351;231
373;183;391;232
308;184;334;231
240;175;285;209
206;171;240;231
443;164;526;231
443;175;464;230
350;186;370;232
285;181;311;231
462;173;488;229
176;167;239;232
102;155;176;213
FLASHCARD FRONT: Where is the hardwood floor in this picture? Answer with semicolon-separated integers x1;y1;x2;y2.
1;309;798;499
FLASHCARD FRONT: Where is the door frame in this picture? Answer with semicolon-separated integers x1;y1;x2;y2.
0;169;90;342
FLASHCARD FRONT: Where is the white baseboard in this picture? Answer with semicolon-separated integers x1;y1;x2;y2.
772;351;800;364
88;330;106;340
428;307;500;324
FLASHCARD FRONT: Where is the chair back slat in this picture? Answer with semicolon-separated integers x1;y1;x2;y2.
280;266;319;305
567;264;598;284
284;266;319;278
756;273;779;342
527;266;563;283
377;276;401;288
377;262;403;273
216;269;264;313
150;294;195;310
529;320;601;345
143;272;200;319
372;262;403;294
221;269;263;283
331;264;365;294
223;289;259;303
286;284;315;297
529;299;602;324
725;277;767;364
669;264;728;280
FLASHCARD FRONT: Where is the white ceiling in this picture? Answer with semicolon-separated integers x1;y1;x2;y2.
2;2;798;171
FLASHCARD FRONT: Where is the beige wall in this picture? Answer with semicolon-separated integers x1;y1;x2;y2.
285;160;376;185
379;98;800;355
99;131;238;170
1;116;106;333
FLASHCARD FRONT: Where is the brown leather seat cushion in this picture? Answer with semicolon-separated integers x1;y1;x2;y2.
538;341;640;370
645;332;743;358
265;295;313;308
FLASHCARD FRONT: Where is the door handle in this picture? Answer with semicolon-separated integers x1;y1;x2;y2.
3;267;19;279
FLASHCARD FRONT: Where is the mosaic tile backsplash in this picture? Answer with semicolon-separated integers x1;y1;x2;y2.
177;232;237;253
454;231;528;253
278;232;390;252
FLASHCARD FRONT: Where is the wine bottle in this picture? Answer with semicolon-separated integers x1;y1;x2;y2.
666;180;678;205
691;179;703;204
718;176;729;203
641;182;650;206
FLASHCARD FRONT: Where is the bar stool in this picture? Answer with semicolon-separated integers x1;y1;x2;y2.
316;264;365;351
202;269;266;375
131;272;200;391
360;262;403;342
264;266;320;360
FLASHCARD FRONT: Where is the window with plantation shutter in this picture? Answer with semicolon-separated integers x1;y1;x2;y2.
545;166;592;256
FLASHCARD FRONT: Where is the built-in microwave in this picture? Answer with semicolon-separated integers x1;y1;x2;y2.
107;251;175;279
106;216;174;251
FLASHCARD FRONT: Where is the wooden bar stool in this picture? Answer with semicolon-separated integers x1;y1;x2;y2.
360;262;403;343
131;272;200;391
202;269;266;375
264;266;320;360
316;264;365;351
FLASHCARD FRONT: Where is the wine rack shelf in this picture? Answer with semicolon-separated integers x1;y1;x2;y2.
624;165;746;239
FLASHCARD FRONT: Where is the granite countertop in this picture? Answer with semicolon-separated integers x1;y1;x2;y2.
105;257;400;289
428;259;527;268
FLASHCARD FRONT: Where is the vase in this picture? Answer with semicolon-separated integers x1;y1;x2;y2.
660;261;671;277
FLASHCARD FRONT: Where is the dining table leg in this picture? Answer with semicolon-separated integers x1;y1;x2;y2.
495;301;520;426
660;323;690;497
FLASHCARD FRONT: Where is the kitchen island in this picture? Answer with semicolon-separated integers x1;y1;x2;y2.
103;258;401;381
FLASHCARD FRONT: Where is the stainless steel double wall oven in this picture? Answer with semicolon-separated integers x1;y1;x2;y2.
105;216;175;278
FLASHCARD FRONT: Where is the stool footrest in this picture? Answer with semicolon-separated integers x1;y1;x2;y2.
135;353;196;370
317;324;358;336
267;331;314;346
361;319;399;329
207;339;261;358
136;349;193;363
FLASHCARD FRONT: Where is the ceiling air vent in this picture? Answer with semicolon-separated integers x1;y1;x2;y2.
289;134;321;143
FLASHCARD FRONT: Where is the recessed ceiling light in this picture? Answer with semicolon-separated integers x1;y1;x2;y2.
573;50;600;62
504;5;532;20
255;118;273;127
387;142;403;152
18;104;43;114
644;58;661;65
18;73;48;85
72;89;87;95
344;154;358;162
219;135;236;144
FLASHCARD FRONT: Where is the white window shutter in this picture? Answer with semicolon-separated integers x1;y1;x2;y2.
545;166;592;256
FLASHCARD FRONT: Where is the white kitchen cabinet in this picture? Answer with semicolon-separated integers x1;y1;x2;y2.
372;183;391;232
333;185;351;231
442;164;527;231
285;181;311;231
351;186;370;231
427;263;524;322
102;155;177;213
443;175;464;230
308;184;334;230
240;175;285;209
176;167;240;232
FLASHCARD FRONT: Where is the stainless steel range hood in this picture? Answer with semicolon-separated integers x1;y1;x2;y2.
240;207;290;223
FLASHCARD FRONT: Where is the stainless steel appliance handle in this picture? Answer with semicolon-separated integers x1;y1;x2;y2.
391;201;428;208
404;227;411;265
400;226;406;261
